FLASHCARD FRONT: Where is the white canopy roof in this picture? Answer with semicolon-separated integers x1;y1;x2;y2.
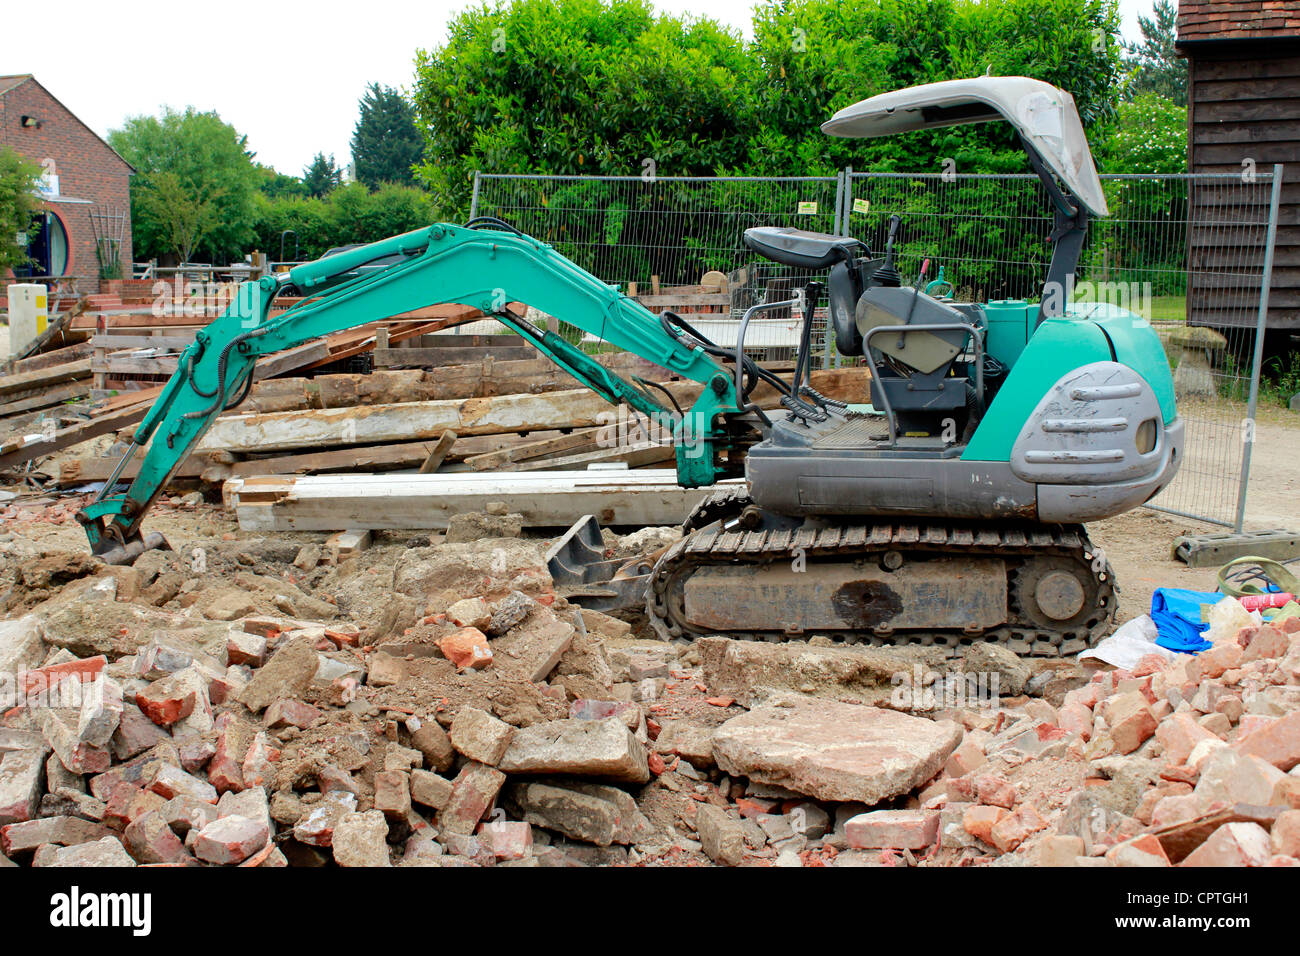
821;77;1109;218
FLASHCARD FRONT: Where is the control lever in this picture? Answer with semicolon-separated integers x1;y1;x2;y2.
873;214;903;287
792;281;823;404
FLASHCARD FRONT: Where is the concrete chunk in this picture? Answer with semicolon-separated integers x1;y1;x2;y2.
711;699;962;804
500;717;649;784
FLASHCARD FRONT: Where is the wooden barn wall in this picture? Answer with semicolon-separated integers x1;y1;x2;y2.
1186;48;1299;330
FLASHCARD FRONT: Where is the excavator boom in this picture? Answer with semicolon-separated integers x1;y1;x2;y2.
76;221;750;560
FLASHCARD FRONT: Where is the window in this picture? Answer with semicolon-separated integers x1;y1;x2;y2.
16;210;70;277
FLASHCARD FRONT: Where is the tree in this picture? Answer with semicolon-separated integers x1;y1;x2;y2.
257;164;309;199
303;153;342;198
109;107;260;264
1096;93;1186;173
1122;0;1186;105
412;0;1125;216
747;0;1123;175
351;84;423;188
0;146;41;272
413;0;754;215
249;182;434;260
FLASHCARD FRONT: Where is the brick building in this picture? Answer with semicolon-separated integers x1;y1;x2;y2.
0;74;134;295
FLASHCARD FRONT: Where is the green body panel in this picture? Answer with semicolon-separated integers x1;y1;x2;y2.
981;299;1034;367
962;303;1176;463
80;224;740;552
961;318;1115;463
1070;303;1177;424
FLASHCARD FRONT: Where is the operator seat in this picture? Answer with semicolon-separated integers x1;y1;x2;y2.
743;227;864;269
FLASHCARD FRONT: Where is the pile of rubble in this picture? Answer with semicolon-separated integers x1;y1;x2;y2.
0;513;1297;867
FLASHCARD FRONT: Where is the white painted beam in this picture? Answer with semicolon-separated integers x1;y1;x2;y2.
224;470;742;531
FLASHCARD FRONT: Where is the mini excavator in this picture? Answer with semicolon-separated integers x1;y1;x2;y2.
78;78;1181;657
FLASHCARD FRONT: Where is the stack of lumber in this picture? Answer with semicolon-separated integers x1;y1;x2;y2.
0;302;503;473
52;353;870;493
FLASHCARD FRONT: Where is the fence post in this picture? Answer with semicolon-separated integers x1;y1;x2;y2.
1233;164;1284;532
469;170;482;220
833;169;845;237
840;166;854;236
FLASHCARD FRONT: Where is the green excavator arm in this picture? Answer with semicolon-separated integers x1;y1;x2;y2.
76;222;748;560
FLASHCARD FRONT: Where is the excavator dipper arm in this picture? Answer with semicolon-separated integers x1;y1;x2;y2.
76;222;748;560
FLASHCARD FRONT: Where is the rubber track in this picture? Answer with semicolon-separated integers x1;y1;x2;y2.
649;497;1116;657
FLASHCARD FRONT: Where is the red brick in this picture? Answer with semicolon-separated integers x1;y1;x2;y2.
1236;710;1300;771
989;804;1047;853
123;810;192;864
226;632;267;667
1181;822;1272;867
973;775;1017;809
845;810;939;850
477;820;533;860
962;805;1006;844
1106;833;1170;867
373;770;412;820
1272;809;1300;858
263;698;321;730
193;815;269;865
1241;624;1289;662
436;627;493;670
240;732;277;790
18;655;106;699
1157;713;1221;765
437;762;505;835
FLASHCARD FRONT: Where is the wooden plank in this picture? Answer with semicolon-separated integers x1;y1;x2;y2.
93;355;181;376
1196;98;1300;123
635;293;731;307
0;359;92;397
1195;77;1300;102
224;470;744;532
326;529;372;563
225;434;540;478
1193;56;1300;83
418;430;457;474
4;341;93;376
248;340;332;379
1194;121;1300;146
1195;141;1300;164
0;404;150;470
514;440;674;472
0;383;90;419
90;334;195;350
463;428;602;471
416;334;520;348
56;450;216;486
86;339;335;420
373;345;537;367
197;387;628;453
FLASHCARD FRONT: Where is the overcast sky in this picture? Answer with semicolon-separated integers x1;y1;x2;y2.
17;0;1159;176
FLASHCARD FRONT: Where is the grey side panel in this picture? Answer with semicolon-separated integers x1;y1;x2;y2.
1037;416;1184;522
1011;360;1165;485
747;451;1039;519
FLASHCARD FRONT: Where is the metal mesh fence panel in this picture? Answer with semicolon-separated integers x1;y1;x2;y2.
472;173;842;357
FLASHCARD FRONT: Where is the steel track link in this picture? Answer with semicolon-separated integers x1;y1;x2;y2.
648;508;1116;657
